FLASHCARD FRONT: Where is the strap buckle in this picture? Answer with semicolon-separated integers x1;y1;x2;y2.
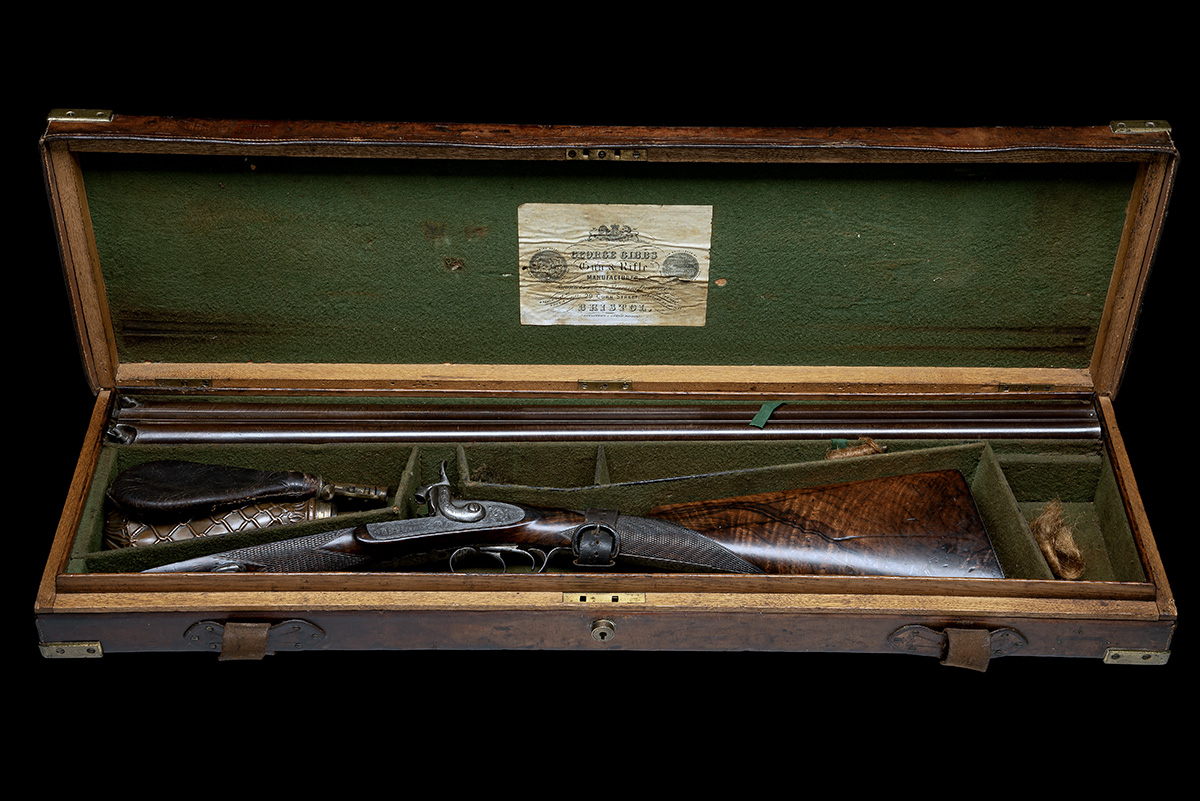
572;509;621;568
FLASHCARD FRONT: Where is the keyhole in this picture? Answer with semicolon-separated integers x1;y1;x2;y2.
590;619;615;642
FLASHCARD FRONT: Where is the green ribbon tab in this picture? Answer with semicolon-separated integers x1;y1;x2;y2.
749;401;787;429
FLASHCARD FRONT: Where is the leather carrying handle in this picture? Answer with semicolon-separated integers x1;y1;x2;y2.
888;624;1028;671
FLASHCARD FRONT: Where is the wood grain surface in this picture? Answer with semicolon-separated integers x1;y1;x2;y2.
650;470;1001;577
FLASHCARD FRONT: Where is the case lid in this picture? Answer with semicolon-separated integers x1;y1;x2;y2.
41;114;1178;401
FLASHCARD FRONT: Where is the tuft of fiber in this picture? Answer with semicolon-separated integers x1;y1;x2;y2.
1030;498;1086;580
825;436;887;460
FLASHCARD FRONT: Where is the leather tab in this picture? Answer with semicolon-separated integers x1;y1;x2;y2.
941;628;994;672
219;622;271;661
182;619;326;659
586;508;619;528
888;624;1027;670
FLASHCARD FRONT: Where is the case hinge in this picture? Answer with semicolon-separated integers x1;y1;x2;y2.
577;379;633;391
39;641;104;658
1103;648;1170;665
1110;119;1171;134
47;109;114;123
153;378;212;388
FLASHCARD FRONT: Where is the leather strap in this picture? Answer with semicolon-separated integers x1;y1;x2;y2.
941;628;994;672
182;619;327;659
573;509;620;567
218;622;271;661
888;624;1027;671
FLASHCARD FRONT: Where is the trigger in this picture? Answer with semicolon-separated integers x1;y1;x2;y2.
448;545;541;574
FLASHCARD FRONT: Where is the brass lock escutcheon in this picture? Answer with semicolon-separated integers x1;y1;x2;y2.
590;619;616;642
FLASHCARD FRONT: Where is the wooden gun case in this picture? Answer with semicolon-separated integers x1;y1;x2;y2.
33;113;1179;670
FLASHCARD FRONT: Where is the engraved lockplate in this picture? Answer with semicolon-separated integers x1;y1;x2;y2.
361;501;526;541
518;203;713;326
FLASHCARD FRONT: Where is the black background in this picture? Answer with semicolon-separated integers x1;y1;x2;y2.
12;30;1193;760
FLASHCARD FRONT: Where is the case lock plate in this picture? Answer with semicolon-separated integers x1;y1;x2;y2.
565;148;646;161
564;592;646;604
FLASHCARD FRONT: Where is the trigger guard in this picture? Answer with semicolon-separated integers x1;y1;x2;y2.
448;546;503;573
539;546;572;573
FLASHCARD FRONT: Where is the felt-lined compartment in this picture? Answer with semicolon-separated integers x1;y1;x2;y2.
71;435;1143;583
453;439;1048;580
73;444;415;574
996;445;1144;582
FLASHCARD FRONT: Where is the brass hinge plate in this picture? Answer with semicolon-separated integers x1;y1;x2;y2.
47;109;114;123
1103;648;1170;665
999;384;1055;393
40;641;103;658
564;592;646;604
154;378;212;388
1110;120;1171;134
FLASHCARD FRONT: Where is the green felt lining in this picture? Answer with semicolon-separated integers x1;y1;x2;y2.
80;154;1135;370
74;437;1146;582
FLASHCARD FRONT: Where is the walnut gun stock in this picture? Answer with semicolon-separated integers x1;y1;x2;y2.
651;469;1001;577
143;464;1001;578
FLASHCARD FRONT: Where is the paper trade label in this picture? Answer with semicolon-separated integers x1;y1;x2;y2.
518;203;713;326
